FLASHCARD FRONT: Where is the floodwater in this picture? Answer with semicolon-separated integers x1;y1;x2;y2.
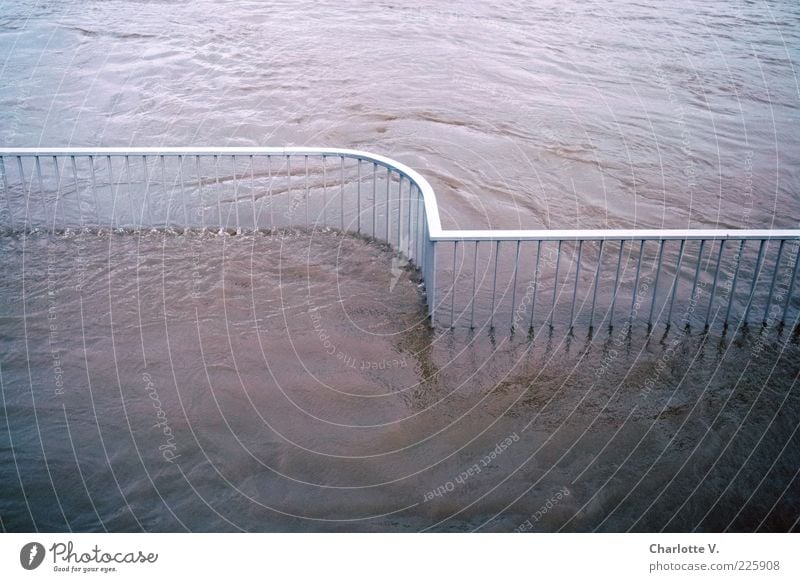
1;1;799;531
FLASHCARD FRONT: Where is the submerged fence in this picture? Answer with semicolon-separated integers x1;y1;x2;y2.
1;147;798;333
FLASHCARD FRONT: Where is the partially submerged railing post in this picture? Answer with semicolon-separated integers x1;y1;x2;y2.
426;237;437;327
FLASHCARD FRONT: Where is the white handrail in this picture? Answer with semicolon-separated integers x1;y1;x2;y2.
435;229;800;241
0;146;445;236
2;147;798;330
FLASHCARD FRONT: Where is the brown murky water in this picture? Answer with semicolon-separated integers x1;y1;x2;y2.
1;0;799;531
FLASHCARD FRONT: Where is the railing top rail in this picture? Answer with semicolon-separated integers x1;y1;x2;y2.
434;228;800;241
0;146;444;235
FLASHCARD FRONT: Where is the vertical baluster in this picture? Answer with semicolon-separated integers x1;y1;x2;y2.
551;240;563;326
178;156;188;227
70;156;83;228
529;240;542;331
647;240;665;327
681;239;704;328
689;239;705;305
140;155;148;226
781;241;800;325
59;156;70;230
416;194;423;264
421;207;427;275
305;155;310;227
286;155;292;228
385;167;391;242
510;240;521;330
570;240;583;328
356;159;360;234
406;182;413;259
451;240;458;328
268;156;274;230
142;155;153;227
609;240;625;325
89;156;100;225
0;157;11;229
106;156;117;228
321;156;326;228
232;155;240;231
372;163;377;237
16;157;28;230
160;155;168;227
589;240;604;328
630;240;646;322
743;239;766;323
34;156;49;229
666;239;686;325
52;156;62;231
724;239;745;326
407;183;413;257
397;177;403;249
705;240;726;327
764;239;784;324
408;184;415;260
195;156;205;229
471;240;478;329
398;178;412;254
429;238;437;326
125;155;135;228
340;156;345;231
490;240;500;329
250;155;256;230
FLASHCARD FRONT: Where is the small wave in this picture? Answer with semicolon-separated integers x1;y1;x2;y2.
66;25;157;40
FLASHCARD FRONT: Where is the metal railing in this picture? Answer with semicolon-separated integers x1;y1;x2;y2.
1;147;798;333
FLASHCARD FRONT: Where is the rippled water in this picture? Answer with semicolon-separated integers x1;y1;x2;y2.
2;0;799;230
1;1;799;532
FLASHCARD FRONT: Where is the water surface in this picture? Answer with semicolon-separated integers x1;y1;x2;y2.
0;1;798;532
